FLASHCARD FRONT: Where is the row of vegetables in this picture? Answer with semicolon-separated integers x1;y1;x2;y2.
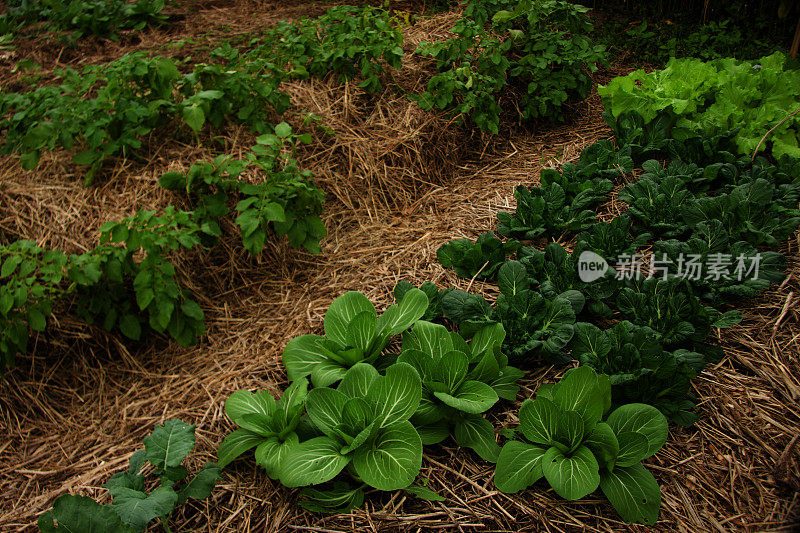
12;2;800;531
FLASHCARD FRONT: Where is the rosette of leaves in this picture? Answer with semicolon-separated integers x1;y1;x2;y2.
283;289;428;386
653;221;786;305
574;215;650;265
393;281;451;322
397;320;523;461
616;277;742;348
0;241;67;370
497;168;611;240
618;175;695;239
519;244;618;318
609;112;672;165
742;156;800;210
571;321;705;425
217;378;316;477
681;178;800;247
443;260;583;364
574;139;634;180
494;367;669;525
279;362;423;492
436;232;521;280
38;419;219;533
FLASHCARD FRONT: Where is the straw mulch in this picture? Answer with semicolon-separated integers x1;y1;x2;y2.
1;2;799;532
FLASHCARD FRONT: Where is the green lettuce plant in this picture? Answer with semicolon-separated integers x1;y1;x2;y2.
494;367;668;525
279;362;423;491
397;320;523;461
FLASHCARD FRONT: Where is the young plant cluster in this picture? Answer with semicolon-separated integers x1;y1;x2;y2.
599;52;800;159
0;51;289;183
413;0;607;132
39;419;219;532
219;288;526;512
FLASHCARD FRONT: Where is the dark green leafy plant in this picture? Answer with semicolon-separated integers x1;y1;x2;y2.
618;175;695;239
283;289;428;386
494;366;668;525
437;232;520;280
571;322;705;425
393;281;451;322
217;378;313;476
38;419;219;532
279;362;423;491
575;215;649;263
443;260;583;364
397;320;523;461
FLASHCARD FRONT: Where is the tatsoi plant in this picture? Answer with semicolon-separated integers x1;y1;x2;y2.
282;289;428;386
616;277;742;348
280;363;423;491
575;215;650;264
494;367;669;525
443;261;583;364
497;166;612;240
217;379;312;476
618;175;695;239
0;241;67;370
653;221;786;305
571;322;706;425
397;321;523;461
38;420;219;532
436;232;521;280
599;52;800;159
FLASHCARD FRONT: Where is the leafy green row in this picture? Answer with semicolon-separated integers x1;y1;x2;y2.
598;52;800;159
0;51;288;183
39;419;219;532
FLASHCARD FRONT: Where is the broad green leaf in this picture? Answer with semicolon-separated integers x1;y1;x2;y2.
255;435;297;478
143;419;196;470
310;360;348;388
453;415;500;462
552;366;603;430
435;350;468;391
38;495;134;533
435;380;498;414
416;422;450;444
110;486;177;531
217;429;264;469
584;422;619;469
351;420;422;491
606;404;668;460
305;387;348;436
469;323;505;361
404;321;452;360
519;397;563;446
282;334;329;381
367;362;421;428
182;104;205;132
542;445;601;500
341;397;373;435
280;436;349;487
178;463;220;503
494;441;548;493
225;390;276;434
325;292;376;347
600;463;661;525
376;288;428;336
553;410;585;453
337;363;379;399
300;482;364;513
615;431;651;467
498;260;529;296
345;311;377;354
275;378;308;426
274;122;292;138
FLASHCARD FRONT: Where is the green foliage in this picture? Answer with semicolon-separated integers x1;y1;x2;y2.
279;362;423;491
0;241;67;370
217;379;313;476
282;290;428;386
263;4;403;92
571;322;706;425
414;0;606;132
599;52;800;159
397;320;523;461
0;52;289;183
38;419;219;532
575;216;649;264
393;281;451;323
443;260;583;364
436;232;520;280
7;0;168;40
494;367;668;525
